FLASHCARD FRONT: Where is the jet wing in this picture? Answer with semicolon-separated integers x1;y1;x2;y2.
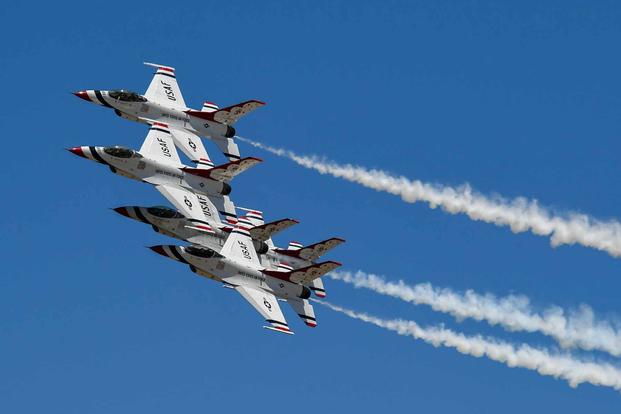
155;185;220;230
139;122;182;166
143;62;187;110
249;218;299;242
169;127;214;168
234;285;293;334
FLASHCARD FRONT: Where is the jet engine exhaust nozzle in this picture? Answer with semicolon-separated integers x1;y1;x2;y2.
221;182;232;196
299;286;312;300
224;125;236;138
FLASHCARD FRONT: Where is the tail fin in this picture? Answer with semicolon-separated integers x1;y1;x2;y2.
185;100;265;125
237;208;264;226
221;222;261;267
287;241;303;251
201;101;219;113
181;157;262;183
276;238;345;262
263;261;341;285
212;195;237;225
212;136;241;162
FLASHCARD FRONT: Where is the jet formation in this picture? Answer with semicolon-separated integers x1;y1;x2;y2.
70;63;344;334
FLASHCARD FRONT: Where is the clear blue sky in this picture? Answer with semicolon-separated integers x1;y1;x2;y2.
2;1;621;412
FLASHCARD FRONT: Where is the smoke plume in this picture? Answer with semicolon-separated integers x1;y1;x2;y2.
313;299;621;391
330;270;621;356
238;137;621;258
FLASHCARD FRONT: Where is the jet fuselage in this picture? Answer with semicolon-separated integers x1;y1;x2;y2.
68;146;231;196
73;90;234;139
114;206;269;255
151;245;311;301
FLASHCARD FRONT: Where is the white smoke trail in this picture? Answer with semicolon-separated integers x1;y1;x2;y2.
237;137;621;258
313;299;621;391
329;270;621;356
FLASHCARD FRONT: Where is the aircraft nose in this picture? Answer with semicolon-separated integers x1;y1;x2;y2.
112;207;130;218
66;146;86;158
73;90;92;102
148;245;167;257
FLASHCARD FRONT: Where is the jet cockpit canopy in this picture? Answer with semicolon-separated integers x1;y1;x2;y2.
147;206;184;219
108;89;147;102
103;146;140;159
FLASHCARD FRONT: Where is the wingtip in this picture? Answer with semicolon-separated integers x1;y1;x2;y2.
263;326;295;335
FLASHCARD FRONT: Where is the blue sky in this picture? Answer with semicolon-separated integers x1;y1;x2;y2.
2;1;621;412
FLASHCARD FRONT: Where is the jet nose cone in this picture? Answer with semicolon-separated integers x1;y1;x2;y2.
66;147;86;158
112;207;130;218
148;245;167;256
73;90;91;102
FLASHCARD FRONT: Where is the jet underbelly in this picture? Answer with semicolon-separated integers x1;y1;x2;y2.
138;160;184;187
149;103;190;129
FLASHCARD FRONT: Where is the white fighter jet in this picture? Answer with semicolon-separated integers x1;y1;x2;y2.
111;204;343;298
67;122;261;200
111;205;298;258
74;62;265;161
149;220;342;334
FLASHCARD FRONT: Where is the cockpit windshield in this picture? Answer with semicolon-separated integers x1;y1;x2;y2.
185;246;217;259
147;206;184;219
108;89;147;102
103;146;136;158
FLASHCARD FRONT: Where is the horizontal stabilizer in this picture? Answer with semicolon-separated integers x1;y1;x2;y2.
275;237;345;262
263;261;341;285
249;218;299;242
309;277;327;298
185;100;265;125
286;298;317;328
181;157;262;183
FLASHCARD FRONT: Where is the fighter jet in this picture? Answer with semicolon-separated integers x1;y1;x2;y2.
67;122;261;200
74;62;265;161
112;204;343;298
149;220;342;334
112;205;298;260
